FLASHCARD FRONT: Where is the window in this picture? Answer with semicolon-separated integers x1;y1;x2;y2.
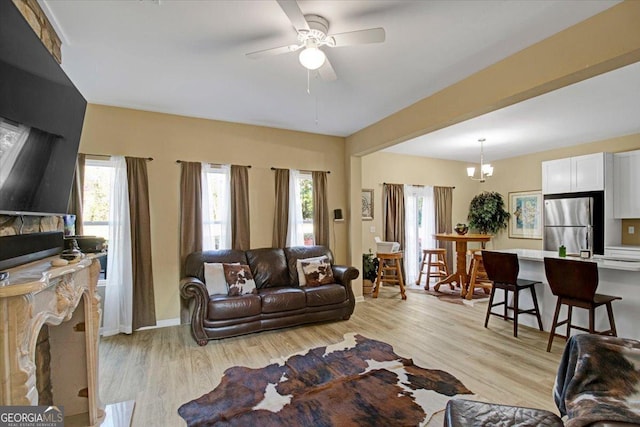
288;170;314;246
298;173;314;246
404;185;435;285
82;159;114;240
202;164;231;250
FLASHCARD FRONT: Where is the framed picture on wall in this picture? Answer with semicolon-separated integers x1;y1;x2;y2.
509;190;543;239
362;189;374;221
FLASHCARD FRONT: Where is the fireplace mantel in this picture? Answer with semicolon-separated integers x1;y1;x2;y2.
0;254;104;425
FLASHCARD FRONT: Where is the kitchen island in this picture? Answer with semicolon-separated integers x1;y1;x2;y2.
493;249;640;343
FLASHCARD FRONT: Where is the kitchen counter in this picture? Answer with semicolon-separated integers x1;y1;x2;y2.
499;249;640;271
492;248;640;342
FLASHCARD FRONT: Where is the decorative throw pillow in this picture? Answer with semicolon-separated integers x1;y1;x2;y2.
203;262;231;295
223;264;257;296
301;259;334;287
296;255;328;286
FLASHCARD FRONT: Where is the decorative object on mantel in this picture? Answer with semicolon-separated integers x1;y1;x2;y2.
178;333;473;426
361;188;374;220
467;138;494;182
467;191;509;235
454;223;469;235
508;190;543;239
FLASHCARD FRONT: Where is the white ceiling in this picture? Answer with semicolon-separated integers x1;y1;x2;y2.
40;0;631;159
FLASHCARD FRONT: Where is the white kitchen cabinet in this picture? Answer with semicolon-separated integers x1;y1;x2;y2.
613;150;640;218
542;153;604;194
542;158;571;194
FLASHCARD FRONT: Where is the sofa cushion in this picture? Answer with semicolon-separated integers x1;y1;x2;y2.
444;400;563;427
223;264;257;295
304;284;347;307
284;246;334;285
259;287;306;313
204;262;237;295
246;248;290;288
301;259;334;287
296;255;328;286
185;250;247;282
207;294;261;321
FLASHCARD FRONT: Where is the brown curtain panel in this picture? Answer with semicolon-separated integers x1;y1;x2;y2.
312;171;330;247
230;165;250;250
272;168;289;248
179;161;203;323
434;186;454;272
383;183;405;251
125;157;156;330
67;153;86;235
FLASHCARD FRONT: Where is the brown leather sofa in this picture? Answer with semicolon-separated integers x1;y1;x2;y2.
180;246;359;346
445;334;640;426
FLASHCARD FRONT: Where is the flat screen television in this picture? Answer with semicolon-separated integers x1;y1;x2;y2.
0;1;87;215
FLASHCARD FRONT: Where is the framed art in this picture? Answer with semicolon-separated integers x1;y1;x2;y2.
509;190;543;239
361;189;374;221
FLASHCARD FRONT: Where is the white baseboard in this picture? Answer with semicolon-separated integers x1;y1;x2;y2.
355;295;365;303
137;317;181;331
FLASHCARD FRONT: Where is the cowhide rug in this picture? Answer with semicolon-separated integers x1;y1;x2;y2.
178;333;473;426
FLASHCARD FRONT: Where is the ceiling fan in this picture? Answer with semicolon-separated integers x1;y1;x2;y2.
246;0;386;81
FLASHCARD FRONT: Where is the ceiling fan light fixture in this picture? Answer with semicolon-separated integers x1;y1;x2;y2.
299;47;326;70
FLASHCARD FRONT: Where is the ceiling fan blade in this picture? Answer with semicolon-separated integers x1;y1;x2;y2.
328;28;385;47
318;58;337;82
246;44;301;59
276;0;310;33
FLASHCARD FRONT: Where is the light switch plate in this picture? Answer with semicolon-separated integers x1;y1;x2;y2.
629;226;635;234
370;226;376;233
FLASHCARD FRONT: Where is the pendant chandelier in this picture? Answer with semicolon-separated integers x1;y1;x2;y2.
467;138;493;182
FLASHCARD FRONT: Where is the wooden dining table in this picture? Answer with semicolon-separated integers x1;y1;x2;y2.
433;233;492;297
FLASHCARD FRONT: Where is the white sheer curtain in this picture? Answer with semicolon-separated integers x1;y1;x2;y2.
404;185;435;285
103;156;133;336
286;169;305;246
202;163;231;250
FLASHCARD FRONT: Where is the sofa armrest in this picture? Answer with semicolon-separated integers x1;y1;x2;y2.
332;265;359;286
180;277;210;346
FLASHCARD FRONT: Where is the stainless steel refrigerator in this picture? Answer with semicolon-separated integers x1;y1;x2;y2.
543;197;593;255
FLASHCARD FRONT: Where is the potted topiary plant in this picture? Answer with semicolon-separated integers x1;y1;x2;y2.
362;250;379;295
467;191;510;234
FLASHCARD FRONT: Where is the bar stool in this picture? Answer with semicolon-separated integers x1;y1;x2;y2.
543;257;621;352
482;251;543;338
373;252;406;300
465;251;492;300
416;248;449;290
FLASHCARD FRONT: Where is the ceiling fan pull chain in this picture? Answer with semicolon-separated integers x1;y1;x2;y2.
307;69;311;95
315;95;319;125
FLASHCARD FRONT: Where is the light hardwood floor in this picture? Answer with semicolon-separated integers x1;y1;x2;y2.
99;287;565;426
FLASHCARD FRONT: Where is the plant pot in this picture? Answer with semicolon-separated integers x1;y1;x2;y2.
363;279;374;295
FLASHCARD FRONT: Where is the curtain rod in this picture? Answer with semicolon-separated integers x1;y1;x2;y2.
82;153;153;161
383;182;455;189
175;160;252;168
271;167;331;174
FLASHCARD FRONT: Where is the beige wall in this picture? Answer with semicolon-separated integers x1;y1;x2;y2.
362;133;640;257
360;152;480;254
485;133;640;250
79;104;348;322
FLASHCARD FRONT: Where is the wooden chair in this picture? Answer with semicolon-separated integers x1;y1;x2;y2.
416;248;449;290
543;257;621;352
482;251;543;338
373;252;406;300
465;251;492;300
